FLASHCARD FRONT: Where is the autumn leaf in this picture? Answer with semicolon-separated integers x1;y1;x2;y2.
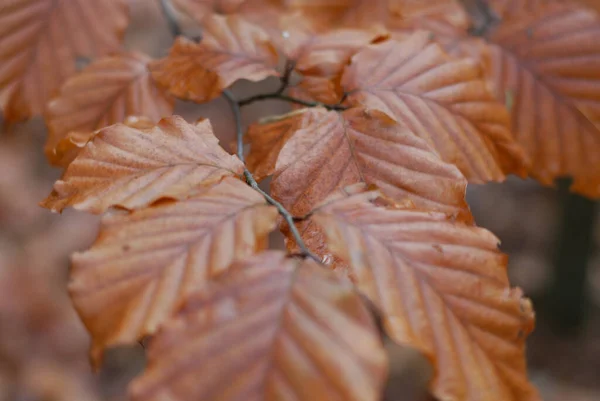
150;14;279;103
281;16;387;105
41;116;244;214
45;52;175;167
487;0;552;20
129;251;387;401
311;184;538;401
69;177;277;367
248;106;471;263
479;2;600;197
341;32;529;183
389;0;471;37
251;107;471;221
0;0;129;122
171;0;247;21
282;16;387;77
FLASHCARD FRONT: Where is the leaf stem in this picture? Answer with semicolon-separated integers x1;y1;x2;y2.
462;0;499;36
239;92;347;110
238;60;347;111
159;0;183;37
223;90;321;263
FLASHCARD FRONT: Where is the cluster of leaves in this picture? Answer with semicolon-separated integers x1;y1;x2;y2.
3;0;600;400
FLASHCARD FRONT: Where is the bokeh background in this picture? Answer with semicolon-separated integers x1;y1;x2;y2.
1;1;600;400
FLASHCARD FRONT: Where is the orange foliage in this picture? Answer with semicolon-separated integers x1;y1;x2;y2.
4;0;600;400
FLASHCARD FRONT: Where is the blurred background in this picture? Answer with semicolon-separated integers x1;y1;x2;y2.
1;1;600;400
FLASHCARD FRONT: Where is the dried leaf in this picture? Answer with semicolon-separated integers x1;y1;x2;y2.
255;107;471;221
283;17;387;77
150;14;279;103
129;251;387;401
288;75;344;107
0;0;129;122
390;0;470;32
69;178;278;366
388;0;471;53
311;184;538;401
341;33;529;183
45;52;175;167
171;0;247;21
482;3;600;197
487;0;552;20
41;116;244;214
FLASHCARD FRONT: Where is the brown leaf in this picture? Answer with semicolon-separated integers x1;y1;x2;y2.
150;14;279;103
171;0;248;21
69;178;278;367
0;0;129;122
41;116;244;214
388;0;471;53
311;184;538;401
390;0;470;32
258;107;471;221
129;251;387;401
289;0;400;30
487;0;552;20
45;52;175;167
481;3;600;197
283;17;387;77
245;109;306;181
288;75;344;107
341;32;529;183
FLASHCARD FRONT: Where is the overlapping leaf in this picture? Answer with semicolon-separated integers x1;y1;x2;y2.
45;52;174;167
283;17;387;105
0;0;129;122
389;0;470;38
253;107;471;221
69;178;278;366
283;17;387;77
487;0;552;20
341;32;529;183
129;251;387;401
41;116;244;214
480;3;600;197
311;184;537;401
171;0;247;21
150;14;279;103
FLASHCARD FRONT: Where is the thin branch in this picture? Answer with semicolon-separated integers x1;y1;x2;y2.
223;90;321;263
462;0;499;37
239;92;347;110
159;0;183;37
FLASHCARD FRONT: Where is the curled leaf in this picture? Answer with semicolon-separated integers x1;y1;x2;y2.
150;14;279;103
45;52;174;167
41;116;244;214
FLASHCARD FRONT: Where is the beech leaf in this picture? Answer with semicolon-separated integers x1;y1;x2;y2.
250;107;471;221
69;178;278;367
311;184;538;401
487;0;551;20
0;0;129;122
129;251;387;401
45;52;175;167
150;14;279;103
171;0;247;22
481;3;600;197
341;32;529;183
41;116;244;214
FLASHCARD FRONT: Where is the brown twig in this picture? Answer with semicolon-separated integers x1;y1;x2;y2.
223;90;321;263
